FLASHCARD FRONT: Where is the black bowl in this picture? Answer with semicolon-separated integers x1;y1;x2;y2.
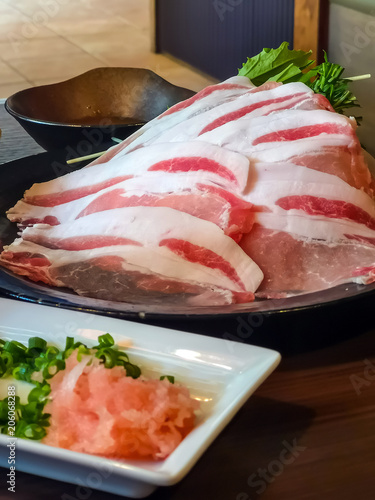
5;68;195;152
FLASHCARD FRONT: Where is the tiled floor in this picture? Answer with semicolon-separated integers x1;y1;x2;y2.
0;0;217;98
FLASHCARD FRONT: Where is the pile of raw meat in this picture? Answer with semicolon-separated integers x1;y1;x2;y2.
1;76;375;306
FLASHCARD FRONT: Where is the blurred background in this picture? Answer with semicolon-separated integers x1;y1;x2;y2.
0;0;217;98
0;0;374;153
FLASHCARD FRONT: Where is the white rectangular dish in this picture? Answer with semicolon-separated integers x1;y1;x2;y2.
0;298;280;498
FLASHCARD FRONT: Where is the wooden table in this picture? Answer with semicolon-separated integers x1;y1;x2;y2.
0;104;374;500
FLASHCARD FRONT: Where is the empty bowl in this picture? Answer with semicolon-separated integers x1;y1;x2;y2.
5;68;195;152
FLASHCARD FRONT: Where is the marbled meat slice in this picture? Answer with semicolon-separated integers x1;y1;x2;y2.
148;82;333;146
254;211;375;248
12;142;250;208
9;173;254;241
244;163;375;228
238;161;375;295
89;75;256;166
0;207;263;305
240;221;375;297
198;109;372;193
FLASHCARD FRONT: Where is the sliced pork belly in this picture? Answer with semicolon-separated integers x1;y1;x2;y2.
249;145;371;195
247;109;356;148
0;207;263;305
198;109;372;193
254;212;375;247
240;222;375;297
89;76;256;166
144;82;320;146
12;142;250;209
239;161;375;295
9;173;254;240
245;163;375;226
90;80;334;166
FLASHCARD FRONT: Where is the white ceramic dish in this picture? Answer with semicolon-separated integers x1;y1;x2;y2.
0;298;280;498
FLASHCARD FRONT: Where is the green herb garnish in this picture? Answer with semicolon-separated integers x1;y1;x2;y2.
238;42;368;119
303;52;359;114
238;42;314;86
93;334;141;377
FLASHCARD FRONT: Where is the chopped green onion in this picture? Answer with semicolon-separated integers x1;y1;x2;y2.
93;333;115;349
64;337;75;351
116;352;130;363
42;359;65;379
96;348;117;368
3;340;27;360
12;364;32;381
1;352;13;373
124;363;141;379
23;424;47;440
45;346;60;360
0;358;6;377
28;386;51;404
28;337;47;351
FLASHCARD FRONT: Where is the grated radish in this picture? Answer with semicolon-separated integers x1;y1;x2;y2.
43;350;200;460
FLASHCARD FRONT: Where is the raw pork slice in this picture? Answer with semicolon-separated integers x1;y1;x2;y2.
244;163;375;229
241;221;375;296
238;162;375;295
0;207;263;305
89;75;256;166
148;82;332;146
9;173;254;240
198;109;372;193
14;142;250;208
254;212;375;250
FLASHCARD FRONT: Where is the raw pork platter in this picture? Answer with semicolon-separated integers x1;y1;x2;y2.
0;71;375;318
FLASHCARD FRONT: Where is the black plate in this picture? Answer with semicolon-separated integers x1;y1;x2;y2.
0;152;374;353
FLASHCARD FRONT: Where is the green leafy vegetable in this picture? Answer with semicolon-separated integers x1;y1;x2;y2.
238;42;362;117
238;41;314;86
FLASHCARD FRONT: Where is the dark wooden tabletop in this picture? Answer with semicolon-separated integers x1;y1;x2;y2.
0;103;374;500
